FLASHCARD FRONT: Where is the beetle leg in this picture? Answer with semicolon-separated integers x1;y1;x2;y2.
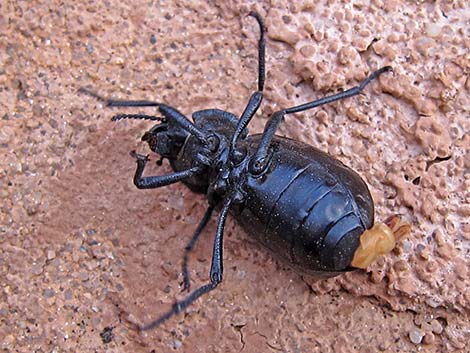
139;283;217;331
181;205;215;292
250;66;392;174
157;104;207;143
282;66;392;115
130;150;202;189
230;91;263;152
229;12;266;153
209;197;231;283
140;198;232;331
192;109;245;134
248;11;266;92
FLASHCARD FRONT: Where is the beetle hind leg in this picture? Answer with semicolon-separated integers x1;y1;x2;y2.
139;198;231;330
181;206;214;292
139;283;218;331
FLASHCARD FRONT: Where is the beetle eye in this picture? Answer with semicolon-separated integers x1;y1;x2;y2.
142;123;167;141
141;132;158;152
141;132;151;142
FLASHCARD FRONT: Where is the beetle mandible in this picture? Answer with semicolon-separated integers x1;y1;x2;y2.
82;12;408;330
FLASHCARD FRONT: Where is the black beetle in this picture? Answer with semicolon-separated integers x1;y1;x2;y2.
81;12;408;330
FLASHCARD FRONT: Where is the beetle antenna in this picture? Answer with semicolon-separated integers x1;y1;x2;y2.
79;87;160;107
111;114;163;122
80;87;207;141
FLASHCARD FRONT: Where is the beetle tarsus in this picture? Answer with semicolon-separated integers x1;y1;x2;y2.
130;150;150;163
247;11;266;92
140;282;218;331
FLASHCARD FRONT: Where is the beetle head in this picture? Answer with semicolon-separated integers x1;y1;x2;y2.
141;122;189;160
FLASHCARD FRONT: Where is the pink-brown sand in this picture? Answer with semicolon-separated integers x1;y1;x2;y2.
1;1;469;352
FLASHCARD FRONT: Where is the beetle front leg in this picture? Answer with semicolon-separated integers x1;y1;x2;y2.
250;66;392;174
130;151;201;189
229;12;266;153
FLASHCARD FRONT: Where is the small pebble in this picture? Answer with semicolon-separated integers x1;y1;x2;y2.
43;288;55;298
430;319;444;334
426;297;441;308
425;23;441;37
79;272;89;281
31;263;44;275
172;339;182;349
423;332;435;345
47;250;56;260
402;240;413;252
409;327;424;344
64;289;73;300
100;326;114;344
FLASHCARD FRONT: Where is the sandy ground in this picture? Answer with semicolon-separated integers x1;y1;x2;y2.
1;1;469;352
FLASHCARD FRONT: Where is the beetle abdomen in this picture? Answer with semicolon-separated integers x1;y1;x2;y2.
238;135;374;274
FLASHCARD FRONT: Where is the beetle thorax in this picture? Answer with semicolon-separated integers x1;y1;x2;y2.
207;146;249;207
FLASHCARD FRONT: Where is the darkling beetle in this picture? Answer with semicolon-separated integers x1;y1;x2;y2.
81;12;408;330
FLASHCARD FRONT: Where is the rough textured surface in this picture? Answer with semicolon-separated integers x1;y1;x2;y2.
1;1;469;352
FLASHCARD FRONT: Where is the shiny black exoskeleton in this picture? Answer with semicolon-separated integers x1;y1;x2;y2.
82;12;391;330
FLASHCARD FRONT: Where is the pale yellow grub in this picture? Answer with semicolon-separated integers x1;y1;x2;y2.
351;223;396;269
